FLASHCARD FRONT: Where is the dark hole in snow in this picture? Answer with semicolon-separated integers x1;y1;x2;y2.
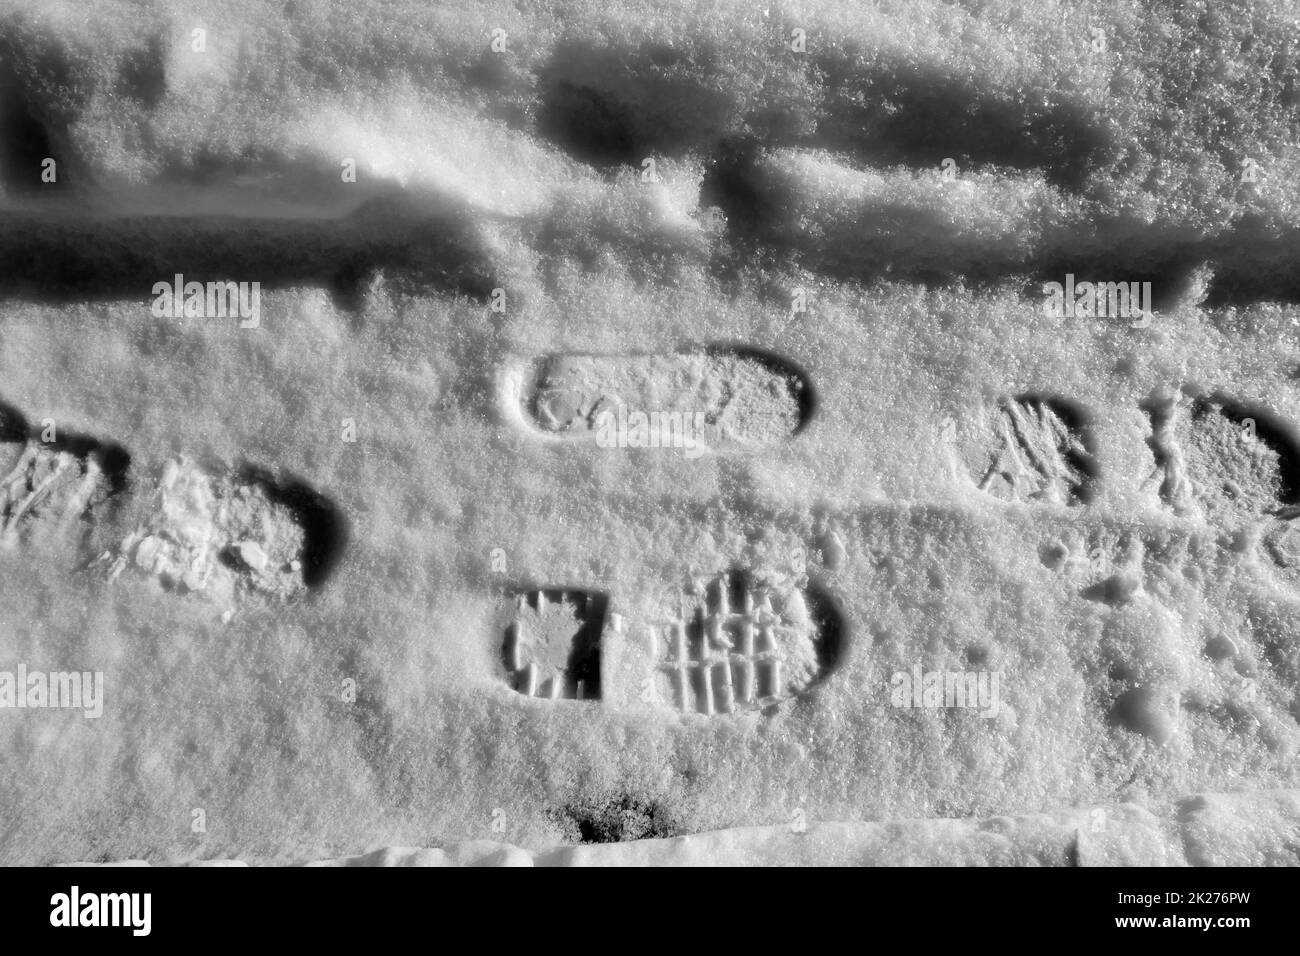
549;795;679;844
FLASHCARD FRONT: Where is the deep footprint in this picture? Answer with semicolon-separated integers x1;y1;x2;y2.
651;569;838;716
506;347;814;452
0;399;129;553
503;588;607;700
1145;389;1300;592
971;396;1097;506
101;456;344;606
1144;390;1300;522
498;570;843;716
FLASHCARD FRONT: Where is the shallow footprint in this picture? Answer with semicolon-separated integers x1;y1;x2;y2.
503;347;814;453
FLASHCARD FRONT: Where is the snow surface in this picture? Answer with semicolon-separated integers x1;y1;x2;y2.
1;0;1299;864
